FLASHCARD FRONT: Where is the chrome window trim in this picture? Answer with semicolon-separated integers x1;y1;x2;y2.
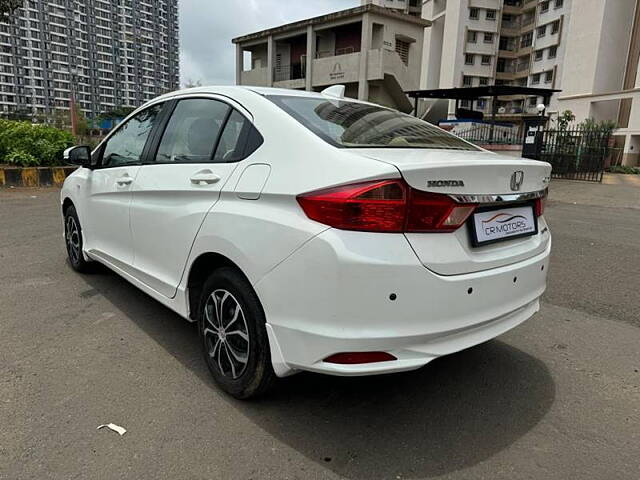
449;189;547;204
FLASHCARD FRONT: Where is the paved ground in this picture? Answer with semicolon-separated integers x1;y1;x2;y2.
1;178;639;480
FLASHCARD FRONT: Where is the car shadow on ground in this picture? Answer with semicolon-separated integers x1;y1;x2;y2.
80;264;556;480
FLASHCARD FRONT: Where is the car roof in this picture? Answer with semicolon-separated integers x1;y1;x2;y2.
152;85;377;105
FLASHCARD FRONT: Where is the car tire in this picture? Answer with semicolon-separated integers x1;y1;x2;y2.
198;267;275;399
64;205;93;273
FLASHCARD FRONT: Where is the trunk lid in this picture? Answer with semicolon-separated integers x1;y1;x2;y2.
352;149;552;275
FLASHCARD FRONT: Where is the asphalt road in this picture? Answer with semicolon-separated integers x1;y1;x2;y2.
1;179;639;480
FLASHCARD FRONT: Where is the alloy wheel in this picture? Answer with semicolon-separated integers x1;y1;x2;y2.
202;289;250;379
65;216;81;264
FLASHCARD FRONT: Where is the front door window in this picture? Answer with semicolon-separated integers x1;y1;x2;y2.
101;104;163;167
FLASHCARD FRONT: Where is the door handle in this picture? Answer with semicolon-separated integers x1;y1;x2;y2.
116;176;133;186
190;171;221;185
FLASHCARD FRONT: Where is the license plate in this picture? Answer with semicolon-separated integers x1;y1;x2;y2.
470;205;537;247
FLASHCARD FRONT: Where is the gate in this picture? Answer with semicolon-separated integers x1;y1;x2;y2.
539;127;611;182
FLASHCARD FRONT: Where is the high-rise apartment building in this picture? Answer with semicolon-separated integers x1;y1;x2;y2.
0;0;179;121
555;0;640;166
420;0;571;121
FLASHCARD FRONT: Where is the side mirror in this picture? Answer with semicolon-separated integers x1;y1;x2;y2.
64;146;91;167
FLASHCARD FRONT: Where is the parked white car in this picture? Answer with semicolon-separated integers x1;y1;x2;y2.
61;85;551;398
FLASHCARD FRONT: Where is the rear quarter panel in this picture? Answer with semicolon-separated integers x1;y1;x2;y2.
184;91;401;286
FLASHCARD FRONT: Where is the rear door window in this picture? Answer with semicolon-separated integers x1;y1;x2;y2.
213;110;249;163
155;98;230;163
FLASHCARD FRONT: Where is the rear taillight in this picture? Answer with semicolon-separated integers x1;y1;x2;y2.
407;190;477;232
534;190;548;217
297;179;477;233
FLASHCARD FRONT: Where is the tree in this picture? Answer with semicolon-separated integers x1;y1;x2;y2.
72;101;89;137
0;0;22;21
97;106;135;123
578;117;617;134
183;78;202;89
555;110;575;131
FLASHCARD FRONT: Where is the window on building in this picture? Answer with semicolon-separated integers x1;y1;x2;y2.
528;97;538;107
465;54;475;65
468;31;477;43
484;32;494;44
477;99;487;109
479;77;489;86
537;25;546;37
535;49;543;61
545;70;553;83
481;55;491;65
460;99;471;108
486;9;496;20
555;0;563;8
551;20;560;34
395;38;410;65
541;1;549;12
548;46;557;58
463;75;473;86
531;73;541;84
469;8;479;19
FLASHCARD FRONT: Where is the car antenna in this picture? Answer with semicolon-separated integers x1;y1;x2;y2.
321;85;345;99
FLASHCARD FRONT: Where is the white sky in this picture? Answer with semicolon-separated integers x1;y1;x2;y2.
178;0;360;87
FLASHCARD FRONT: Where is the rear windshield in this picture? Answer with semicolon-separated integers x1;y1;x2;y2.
267;95;479;151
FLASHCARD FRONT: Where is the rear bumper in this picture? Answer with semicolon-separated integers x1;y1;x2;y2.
256;229;550;377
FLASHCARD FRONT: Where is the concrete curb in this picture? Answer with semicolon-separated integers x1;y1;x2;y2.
0;166;77;187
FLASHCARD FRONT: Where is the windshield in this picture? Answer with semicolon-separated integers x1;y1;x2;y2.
267;95;479;151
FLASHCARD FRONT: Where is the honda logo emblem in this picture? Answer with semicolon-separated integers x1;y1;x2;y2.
510;171;524;191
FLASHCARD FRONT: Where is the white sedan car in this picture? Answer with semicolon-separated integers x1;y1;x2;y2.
61;85;551;398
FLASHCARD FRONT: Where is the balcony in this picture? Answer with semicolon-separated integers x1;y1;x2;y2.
500;20;520;35
503;4;523;15
273;64;306;89
521;15;535;27
238;47;418;92
240;67;268;86
311;51;361;86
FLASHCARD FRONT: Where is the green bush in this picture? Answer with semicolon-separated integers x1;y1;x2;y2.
0;119;75;167
607;165;640;175
4;150;39;167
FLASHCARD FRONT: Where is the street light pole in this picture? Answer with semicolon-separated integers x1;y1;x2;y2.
69;68;78;137
536;103;546;133
535;103;546;160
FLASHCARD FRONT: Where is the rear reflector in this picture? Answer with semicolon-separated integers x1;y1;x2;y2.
323;352;397;364
297;179;477;233
534;190;548;217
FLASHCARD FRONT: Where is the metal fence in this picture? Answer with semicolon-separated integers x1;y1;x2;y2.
273;64;305;82
455;124;615;182
454;124;524;145
540;127;612;182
